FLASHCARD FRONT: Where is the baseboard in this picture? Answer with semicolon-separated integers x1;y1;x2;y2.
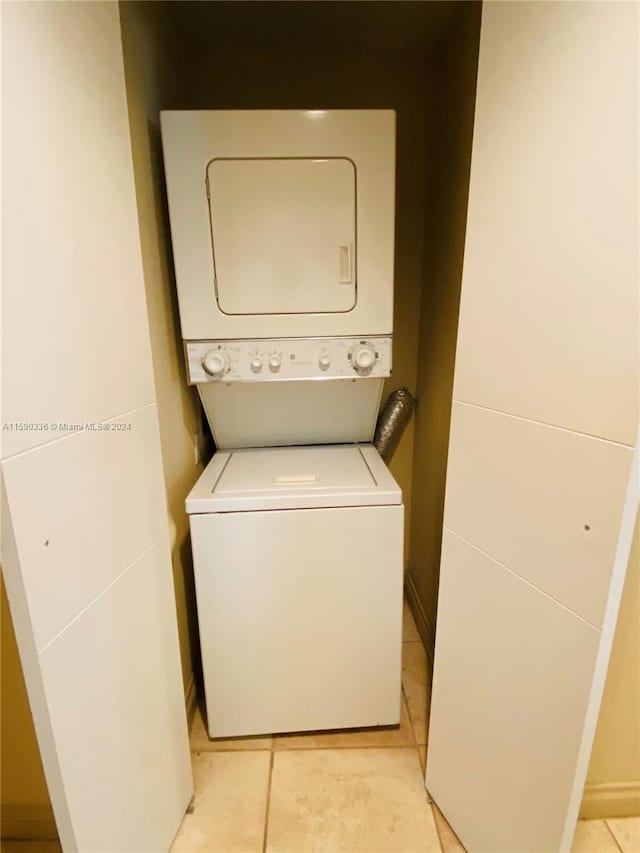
184;671;198;727
404;571;435;665
0;804;58;841
580;781;640;819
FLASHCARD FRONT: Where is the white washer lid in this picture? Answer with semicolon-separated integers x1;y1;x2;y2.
186;444;402;513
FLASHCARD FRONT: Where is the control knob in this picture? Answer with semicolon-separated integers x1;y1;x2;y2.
202;348;230;378
250;355;263;373
269;354;282;373
318;352;331;371
351;343;376;374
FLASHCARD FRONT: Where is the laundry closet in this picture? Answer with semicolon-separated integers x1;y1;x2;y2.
120;0;636;848
123;0;482;619
2;2;637;852
139;0;482;739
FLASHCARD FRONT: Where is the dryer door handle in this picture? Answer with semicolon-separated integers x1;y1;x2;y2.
338;244;352;284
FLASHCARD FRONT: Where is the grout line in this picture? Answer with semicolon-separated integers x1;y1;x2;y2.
272;743;417;753
402;628;433;804
192;746;272;754
37;530;168;655
445;527;602;632
262;741;276;853
402;639;429;743
454;398;635;449
203;742;419;754
603;819;625;853
403;684;420;753
1;400;157;462
430;803;445;853
402;644;431;801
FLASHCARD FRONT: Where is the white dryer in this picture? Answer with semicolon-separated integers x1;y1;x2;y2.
187;444;403;737
161;110;396;342
161;109;397;449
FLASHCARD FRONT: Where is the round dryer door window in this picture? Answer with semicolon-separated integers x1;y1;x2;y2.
207;157;357;316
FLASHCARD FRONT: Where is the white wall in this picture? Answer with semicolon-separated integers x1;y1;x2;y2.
1;2;191;849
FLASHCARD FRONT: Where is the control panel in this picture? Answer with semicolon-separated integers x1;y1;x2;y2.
185;337;392;384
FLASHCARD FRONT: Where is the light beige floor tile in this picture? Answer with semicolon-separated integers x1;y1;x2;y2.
266;747;441;852
402;641;431;745
403;599;421;641
190;705;272;751
274;694;413;750
171;751;270;852
606;817;640;852
0;844;61;853
572;819;620;852
432;803;466;852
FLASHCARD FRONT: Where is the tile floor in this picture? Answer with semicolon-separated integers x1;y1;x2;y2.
1;601;638;853
168;600;640;853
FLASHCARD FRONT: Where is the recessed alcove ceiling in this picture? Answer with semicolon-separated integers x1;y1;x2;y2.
165;1;457;64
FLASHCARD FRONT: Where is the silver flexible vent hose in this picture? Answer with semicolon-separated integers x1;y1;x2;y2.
373;387;416;463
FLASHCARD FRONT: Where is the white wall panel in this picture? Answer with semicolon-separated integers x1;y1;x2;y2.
444;402;632;627
2;405;168;651
451;1;638;445
427;531;600;853
1;0;156;458
0;3;192;850
428;3;639;850
39;535;192;853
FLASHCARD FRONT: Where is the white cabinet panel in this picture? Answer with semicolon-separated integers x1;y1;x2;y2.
452;1;638;445
444;402;632;627
39;535;192;853
1;0;155;457
2;405;168;650
426;531;600;853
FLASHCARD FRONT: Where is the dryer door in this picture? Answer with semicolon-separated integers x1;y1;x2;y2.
208;157;356;316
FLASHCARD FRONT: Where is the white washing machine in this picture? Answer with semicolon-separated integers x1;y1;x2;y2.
187;444;403;737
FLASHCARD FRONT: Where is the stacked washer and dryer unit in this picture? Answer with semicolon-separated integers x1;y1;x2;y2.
161;110;403;737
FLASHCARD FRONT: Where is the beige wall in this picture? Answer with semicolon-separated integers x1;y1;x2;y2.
119;1;205;704
407;3;481;649
583;514;640;817
0;580;55;839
